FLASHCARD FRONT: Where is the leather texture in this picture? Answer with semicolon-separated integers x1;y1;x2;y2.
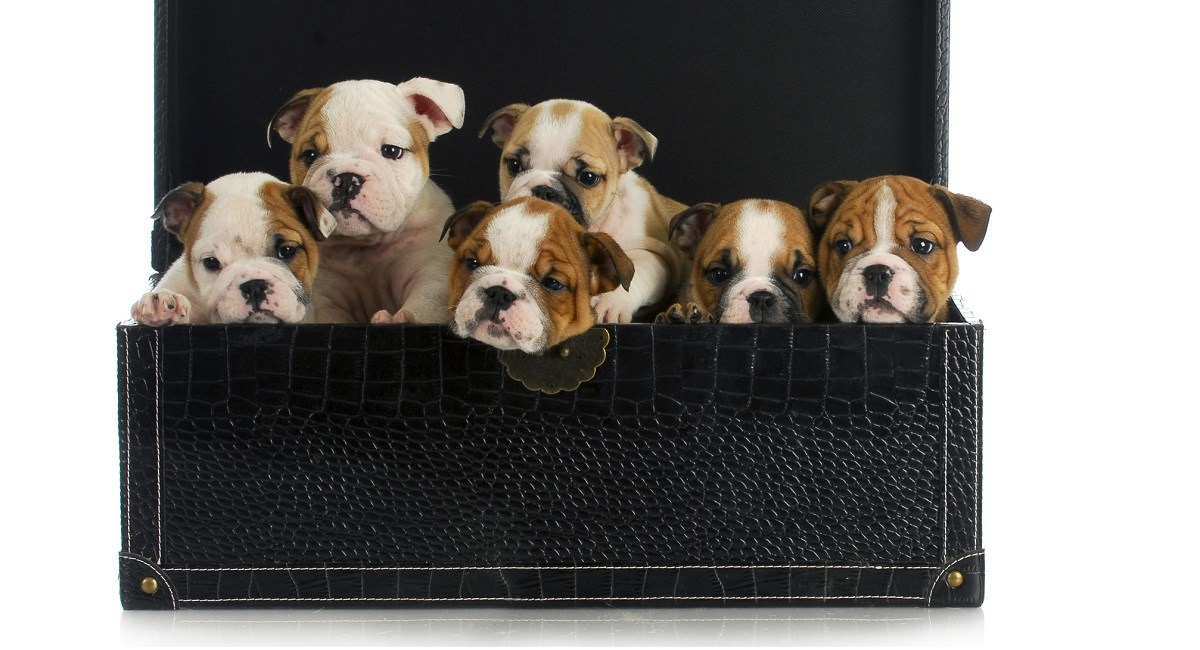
118;297;983;608
123;0;983;609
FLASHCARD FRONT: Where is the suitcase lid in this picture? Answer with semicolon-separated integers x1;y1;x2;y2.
152;0;948;272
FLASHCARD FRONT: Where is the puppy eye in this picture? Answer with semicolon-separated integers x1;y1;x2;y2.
542;277;566;291
910;237;936;255
300;149;319;166
381;144;405;160
576;170;600;187
201;257;221;272
277;244;298;261
833;239;853;256
791;268;815;287
463;257;481;271
505;158;523;175
704;267;730;285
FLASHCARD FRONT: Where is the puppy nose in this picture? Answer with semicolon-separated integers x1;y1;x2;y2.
239;279;269;309
863;264;894;296
331;172;364;201
747;291;777;321
531;185;562;203
483;285;517;311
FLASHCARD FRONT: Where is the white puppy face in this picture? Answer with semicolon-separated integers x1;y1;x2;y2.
156;172;333;324
271;78;466;237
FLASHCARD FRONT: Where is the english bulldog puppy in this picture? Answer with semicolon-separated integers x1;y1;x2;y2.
808;175;991;323
657;200;824;324
131;172;335;326
441;197;634;354
269;77;466;324
479;100;686;323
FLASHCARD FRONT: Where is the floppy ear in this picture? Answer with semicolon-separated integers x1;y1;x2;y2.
440;201;494;250
582;232;635;293
611;117;658;172
153;182;206;238
807;180;858;234
396;77;466;141
478;103;530;148
286;186;337;241
668;203;721;258
931;186;992;252
269;87;325;146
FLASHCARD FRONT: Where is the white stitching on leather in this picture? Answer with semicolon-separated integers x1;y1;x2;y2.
925;550;985;604
123;328;131;553
180;595;925;603
169;564;941;572
974;327;981;548
155;327;163;563
125;555;178;609
942;328;949;562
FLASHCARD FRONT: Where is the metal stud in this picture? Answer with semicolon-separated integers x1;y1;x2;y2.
140;577;159;594
945;570;964;588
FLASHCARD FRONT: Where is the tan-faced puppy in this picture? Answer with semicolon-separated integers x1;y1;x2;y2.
442;197;634;354
270;77;466;324
131;172;335;325
479;100;686;323
660;200;823;324
808;175;991;323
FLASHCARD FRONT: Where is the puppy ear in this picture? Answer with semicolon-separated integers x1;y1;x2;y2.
479;103;531;148
931;186;991;252
668;203;721;258
153;182;205;238
440;201;494;250
611;117;658;172
807;180;858;234
396;77;466;141
582;232;635;293
269;87;324;146
286;186;337;241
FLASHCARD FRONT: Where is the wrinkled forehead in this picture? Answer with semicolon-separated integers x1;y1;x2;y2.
512;100;614;168
703;201;814;268
306;82;419;149
834;178;949;235
481;205;552;271
192;179;305;254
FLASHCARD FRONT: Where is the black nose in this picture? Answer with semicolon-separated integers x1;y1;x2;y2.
331;172;364;202
747;291;777;321
863;264;894;296
239;279;268;309
483;285;517;313
531;185;563;203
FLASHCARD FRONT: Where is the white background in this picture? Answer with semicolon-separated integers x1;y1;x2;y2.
2;1;1198;647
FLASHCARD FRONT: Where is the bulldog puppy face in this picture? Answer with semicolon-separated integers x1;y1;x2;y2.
442;197;634;353
156;172;335;323
808;175;991;323
270;78;465;237
479;100;658;227
670;200;823;324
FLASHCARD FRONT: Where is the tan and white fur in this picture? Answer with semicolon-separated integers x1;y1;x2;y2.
442;197;634;354
660;200;824;324
479;99;686;323
808;175;991;323
131;172;335;326
270;78;466;324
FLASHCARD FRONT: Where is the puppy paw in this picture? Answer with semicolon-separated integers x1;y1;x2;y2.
131;290;191;327
654;302;714;324
591;290;639;324
370;307;416;324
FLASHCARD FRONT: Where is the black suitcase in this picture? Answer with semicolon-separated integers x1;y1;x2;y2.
119;0;983;609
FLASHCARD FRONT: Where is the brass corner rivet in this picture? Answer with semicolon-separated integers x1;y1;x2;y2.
945;571;964;588
559;347;571;358
140;577;159;594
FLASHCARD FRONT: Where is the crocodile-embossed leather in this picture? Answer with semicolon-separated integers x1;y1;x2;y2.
118;297;983;608
123;0;982;609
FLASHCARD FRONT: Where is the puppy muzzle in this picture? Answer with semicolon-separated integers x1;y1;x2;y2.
453;268;551;353
504;171;586;226
718;277;801;324
208;259;308;324
833;252;927;323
